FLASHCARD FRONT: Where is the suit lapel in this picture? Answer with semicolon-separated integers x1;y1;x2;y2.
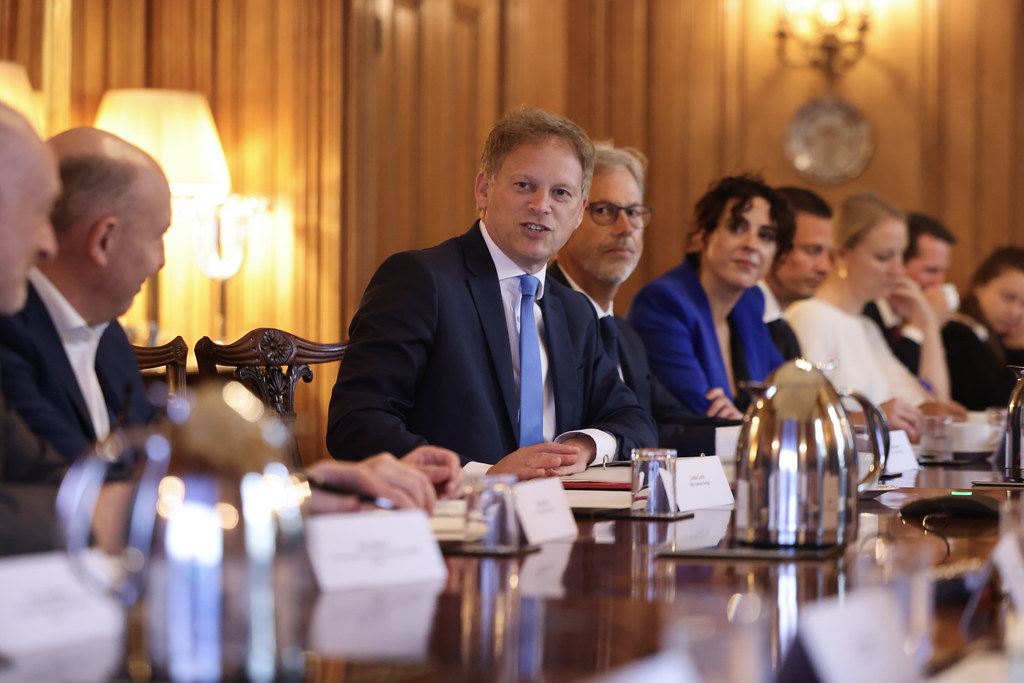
21;285;96;440
95;326;127;427
461;225;520;436
538;290;575;433
614;315;640;387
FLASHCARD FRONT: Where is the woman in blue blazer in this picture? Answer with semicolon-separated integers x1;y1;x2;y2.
628;174;793;418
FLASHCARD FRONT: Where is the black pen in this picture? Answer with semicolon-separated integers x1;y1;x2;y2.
304;473;397;510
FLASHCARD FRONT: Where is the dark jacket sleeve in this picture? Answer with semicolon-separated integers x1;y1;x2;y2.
944;321;1016;410
863;301;920;374
767;319;802;361
0;309;154;464
0;385;67;556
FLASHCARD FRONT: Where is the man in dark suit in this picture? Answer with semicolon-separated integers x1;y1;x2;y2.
0;128;168;463
550;141;734;456
758;186;835;360
327;109;656;477
0;103;134;555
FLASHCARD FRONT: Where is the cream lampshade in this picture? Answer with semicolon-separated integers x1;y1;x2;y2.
0;60;43;134
94;88;231;199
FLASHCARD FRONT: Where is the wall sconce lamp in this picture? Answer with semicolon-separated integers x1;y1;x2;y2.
94;88;266;342
776;0;871;83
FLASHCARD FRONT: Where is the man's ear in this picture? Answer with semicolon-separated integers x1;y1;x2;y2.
86;215;118;266
474;172;491;211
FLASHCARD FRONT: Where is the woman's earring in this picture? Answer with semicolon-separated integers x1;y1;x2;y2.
838;266;848;279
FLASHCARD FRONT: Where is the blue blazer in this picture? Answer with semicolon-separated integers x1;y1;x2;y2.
547;261;727;455
0;284;154;462
326;223;657;466
627;254;783;415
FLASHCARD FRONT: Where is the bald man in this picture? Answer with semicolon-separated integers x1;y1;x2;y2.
0;128;169;462
0;102;79;554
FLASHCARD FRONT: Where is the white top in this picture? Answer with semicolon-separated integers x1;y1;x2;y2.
478;222;614;461
785;297;930;407
28;268;112;440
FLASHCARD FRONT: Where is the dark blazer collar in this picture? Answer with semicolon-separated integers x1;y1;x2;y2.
460;223;521;437
20;283;97;440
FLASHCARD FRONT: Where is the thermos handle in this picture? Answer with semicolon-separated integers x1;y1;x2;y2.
838;390;889;492
56;430;171;605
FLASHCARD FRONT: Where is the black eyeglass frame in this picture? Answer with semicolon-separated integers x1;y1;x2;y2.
586;201;653;228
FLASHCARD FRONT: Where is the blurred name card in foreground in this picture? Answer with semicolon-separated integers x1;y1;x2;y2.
797;587;918;683
306;510;447;592
0;551;123;681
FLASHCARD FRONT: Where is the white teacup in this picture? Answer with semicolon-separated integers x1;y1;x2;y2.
950;422;997;453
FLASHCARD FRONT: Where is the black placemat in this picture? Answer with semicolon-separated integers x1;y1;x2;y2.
657;542;844;562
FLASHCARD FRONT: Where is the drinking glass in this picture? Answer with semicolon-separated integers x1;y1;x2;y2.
464;474;521;553
630;448;677;517
920;415;953;462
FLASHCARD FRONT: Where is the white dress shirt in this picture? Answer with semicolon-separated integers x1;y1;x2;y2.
473;222;615;467
28;268;112;441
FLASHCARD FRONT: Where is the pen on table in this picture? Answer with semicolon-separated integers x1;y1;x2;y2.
304;473;397;510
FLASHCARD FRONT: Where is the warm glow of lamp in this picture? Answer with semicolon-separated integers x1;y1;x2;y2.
0;60;43;134
94;88;264;341
94;89;231;200
777;0;871;82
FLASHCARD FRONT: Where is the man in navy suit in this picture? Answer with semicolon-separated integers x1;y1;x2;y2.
0;127;170;463
327;108;656;477
0;104;132;554
549;141;734;456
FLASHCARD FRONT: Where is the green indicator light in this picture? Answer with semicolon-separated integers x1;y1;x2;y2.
950;491;972;496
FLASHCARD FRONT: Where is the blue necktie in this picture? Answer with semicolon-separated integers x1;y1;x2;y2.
518;275;544;447
599;315;621;369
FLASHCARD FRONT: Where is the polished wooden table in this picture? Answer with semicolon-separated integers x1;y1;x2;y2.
306;460;1010;682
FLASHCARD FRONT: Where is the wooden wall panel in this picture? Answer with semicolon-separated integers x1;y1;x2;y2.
4;0;1024;464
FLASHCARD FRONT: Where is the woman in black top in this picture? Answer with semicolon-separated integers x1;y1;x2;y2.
944;247;1024;409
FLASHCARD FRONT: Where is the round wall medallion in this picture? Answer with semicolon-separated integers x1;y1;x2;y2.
784;96;874;185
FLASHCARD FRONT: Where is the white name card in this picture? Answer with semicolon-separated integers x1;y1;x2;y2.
993;533;1024;612
514;477;578;545
798;587;918;683
675;456;734;512
306;510;447;592
885;429;919;473
0;551;124;654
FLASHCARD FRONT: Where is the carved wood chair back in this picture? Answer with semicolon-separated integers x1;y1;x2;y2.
194;328;347;466
132;335;189;397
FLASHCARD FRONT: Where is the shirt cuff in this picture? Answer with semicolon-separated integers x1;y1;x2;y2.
462;461;492;477
555;428;616;466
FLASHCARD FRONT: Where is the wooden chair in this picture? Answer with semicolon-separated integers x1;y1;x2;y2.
194;328;347;465
132;335;189;396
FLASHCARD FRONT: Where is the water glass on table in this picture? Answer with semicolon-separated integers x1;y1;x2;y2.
630;448;677;517
920;415;953;462
464;474;521;553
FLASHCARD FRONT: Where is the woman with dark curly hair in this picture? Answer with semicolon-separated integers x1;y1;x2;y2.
944;247;1024;410
627;174;794;419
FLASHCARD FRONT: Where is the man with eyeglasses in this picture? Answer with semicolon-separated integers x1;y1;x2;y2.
549;141;730;456
758;186;835;359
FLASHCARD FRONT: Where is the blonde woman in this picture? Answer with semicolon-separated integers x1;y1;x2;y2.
785;192;963;441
